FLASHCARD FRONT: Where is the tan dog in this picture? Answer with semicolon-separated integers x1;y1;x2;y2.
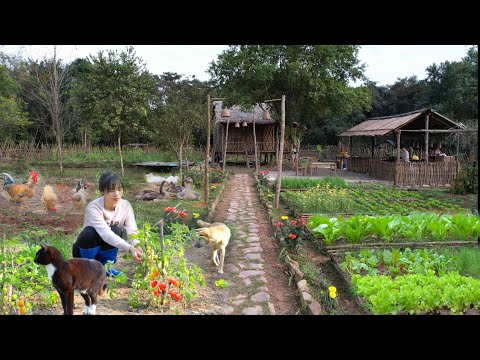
196;220;231;274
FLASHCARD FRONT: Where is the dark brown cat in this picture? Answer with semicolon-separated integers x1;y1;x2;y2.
34;242;107;315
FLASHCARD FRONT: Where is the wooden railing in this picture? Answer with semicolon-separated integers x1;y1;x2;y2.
348;157;461;187
395;161;460;187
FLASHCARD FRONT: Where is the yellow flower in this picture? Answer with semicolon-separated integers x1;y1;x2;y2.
328;286;336;293
329;291;337;299
281;215;289;220
192;213;200;218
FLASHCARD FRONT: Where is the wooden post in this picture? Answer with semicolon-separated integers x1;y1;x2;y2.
371;136;375;159
222;119;230;171
396;131;401;161
275;95;286;209
253;116;259;175
205;94;211;205
424;113;430;163
456;132;460;158
275;125;279;167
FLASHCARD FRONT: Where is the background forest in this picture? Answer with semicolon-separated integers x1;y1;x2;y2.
0;45;477;158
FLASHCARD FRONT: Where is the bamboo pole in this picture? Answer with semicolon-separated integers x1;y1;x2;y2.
222;118;230;171
253;115;259;175
274;96;285;209
424;113;430;163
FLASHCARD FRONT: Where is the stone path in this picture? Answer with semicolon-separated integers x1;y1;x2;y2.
218;173;276;315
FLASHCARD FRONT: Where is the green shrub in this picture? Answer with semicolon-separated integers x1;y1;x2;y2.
452;162;478;195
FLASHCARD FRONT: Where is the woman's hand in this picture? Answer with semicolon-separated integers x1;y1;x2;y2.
129;245;143;263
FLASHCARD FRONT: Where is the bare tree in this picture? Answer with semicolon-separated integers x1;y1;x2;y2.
22;46;74;174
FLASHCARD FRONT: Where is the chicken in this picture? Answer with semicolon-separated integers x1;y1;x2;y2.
1;171;39;207
41;185;57;212
71;179;87;209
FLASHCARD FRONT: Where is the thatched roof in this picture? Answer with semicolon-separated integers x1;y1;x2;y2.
338;108;466;137
213;101;278;125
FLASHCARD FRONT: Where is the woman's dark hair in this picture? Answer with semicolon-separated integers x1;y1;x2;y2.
98;171;124;193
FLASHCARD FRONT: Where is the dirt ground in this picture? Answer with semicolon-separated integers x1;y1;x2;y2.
1;167;302;315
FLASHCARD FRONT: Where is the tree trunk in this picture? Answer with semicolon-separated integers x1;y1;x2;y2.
179;142;183;179
118;129;124;176
52;46;64;174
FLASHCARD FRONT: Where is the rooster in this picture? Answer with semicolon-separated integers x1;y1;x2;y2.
71;179;88;209
41;185;57;212
1;171;39;208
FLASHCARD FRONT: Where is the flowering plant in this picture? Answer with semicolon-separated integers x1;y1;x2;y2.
163;206;188;234
258;170;271;186
322;285;338;312
275;215;309;252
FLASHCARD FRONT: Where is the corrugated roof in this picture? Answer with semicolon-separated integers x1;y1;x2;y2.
338;109;465;137
213;101;277;125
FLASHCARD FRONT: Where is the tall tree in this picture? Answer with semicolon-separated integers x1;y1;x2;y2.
150;73;208;178
19;46;73;173
208;45;371;144
71;47;157;175
423;46;478;121
0;64;31;142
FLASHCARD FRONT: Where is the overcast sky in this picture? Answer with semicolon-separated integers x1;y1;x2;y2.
0;45;473;86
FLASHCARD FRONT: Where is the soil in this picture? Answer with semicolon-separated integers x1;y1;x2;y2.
298;239;364;315
0;180;85;237
209;166;300;315
9;166;475;316
2;166;303;315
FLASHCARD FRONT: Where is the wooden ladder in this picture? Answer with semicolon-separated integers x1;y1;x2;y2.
245;151;257;168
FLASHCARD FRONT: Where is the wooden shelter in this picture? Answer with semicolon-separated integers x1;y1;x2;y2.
338;108;468;187
212;101;278;167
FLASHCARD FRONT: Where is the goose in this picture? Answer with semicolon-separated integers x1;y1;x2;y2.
134;180;169;201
